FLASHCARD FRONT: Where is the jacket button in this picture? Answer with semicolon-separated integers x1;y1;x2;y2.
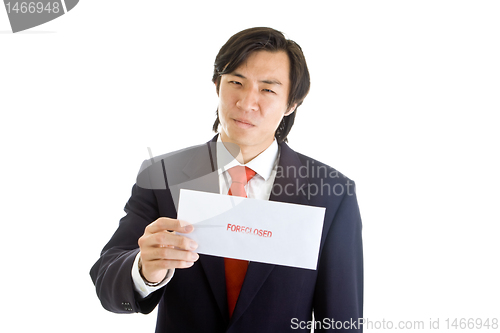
121;302;133;312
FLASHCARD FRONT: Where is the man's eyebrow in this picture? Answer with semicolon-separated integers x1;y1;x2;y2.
230;72;282;85
231;73;246;79
261;79;282;85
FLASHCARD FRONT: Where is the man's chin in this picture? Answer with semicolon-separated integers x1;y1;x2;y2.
222;130;253;145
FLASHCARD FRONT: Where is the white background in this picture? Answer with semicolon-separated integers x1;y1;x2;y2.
1;1;499;332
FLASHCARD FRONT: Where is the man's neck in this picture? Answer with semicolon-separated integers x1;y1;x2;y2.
219;135;274;164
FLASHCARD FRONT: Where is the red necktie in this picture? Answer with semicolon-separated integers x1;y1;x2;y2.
225;166;256;318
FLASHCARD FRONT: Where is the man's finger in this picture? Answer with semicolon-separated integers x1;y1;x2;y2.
143;247;199;262
146;217;194;234
152;232;198;251
144;258;195;271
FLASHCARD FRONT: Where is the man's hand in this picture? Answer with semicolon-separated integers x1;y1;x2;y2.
138;217;199;283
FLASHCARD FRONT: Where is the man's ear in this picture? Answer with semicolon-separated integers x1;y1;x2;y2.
215;81;219;96
284;103;297;116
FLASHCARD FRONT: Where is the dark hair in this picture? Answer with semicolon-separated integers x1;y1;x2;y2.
212;27;310;143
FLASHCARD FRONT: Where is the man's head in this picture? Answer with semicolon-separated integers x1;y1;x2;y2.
212;27;310;147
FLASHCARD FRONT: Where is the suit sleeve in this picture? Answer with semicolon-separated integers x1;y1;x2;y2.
313;183;364;332
89;180;167;314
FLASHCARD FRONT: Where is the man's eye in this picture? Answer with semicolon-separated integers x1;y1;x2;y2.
263;89;275;94
229;81;242;85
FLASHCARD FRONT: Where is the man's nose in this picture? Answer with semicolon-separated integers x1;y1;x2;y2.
236;86;259;111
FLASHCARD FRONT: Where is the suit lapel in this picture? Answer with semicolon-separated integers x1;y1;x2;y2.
269;142;310;206
181;141;218;180
198;255;229;324
230;142;310;324
166;140;220;211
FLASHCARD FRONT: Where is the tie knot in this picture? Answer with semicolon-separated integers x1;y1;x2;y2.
227;166;256;197
227;166;256;185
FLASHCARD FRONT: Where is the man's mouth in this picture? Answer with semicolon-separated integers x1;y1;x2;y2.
233;119;255;128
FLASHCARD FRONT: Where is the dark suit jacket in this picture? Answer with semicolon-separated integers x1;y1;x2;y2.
90;136;363;332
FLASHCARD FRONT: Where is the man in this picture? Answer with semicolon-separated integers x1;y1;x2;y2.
90;27;363;332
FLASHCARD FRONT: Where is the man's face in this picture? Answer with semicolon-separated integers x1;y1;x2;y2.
217;50;295;155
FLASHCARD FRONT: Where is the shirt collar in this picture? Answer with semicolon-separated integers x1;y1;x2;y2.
216;135;279;181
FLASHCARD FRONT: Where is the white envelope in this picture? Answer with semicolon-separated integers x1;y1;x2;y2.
177;189;326;270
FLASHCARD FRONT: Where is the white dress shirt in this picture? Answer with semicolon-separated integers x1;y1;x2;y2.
132;137;280;298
